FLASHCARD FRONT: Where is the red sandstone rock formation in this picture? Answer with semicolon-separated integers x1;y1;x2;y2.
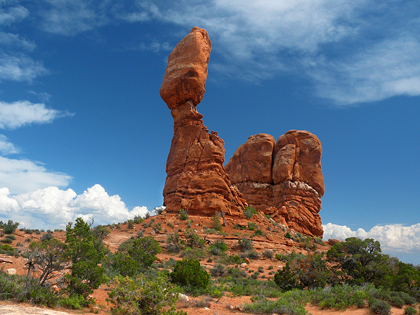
160;27;247;216
225;130;324;236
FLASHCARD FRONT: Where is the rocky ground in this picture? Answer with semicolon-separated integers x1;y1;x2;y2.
0;213;415;315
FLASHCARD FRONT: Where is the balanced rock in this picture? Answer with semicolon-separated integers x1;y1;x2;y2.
225;130;324;237
161;27;246;216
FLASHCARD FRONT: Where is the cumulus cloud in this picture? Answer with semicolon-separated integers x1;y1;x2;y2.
0;184;151;229
0;53;49;82
0;100;73;129
0;156;72;194
323;222;420;255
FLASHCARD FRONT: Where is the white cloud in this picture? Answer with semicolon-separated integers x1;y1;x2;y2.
312;36;420;105
0;53;49;82
39;0;108;36
0;5;29;25
0;156;72;194
0;32;36;51
323;222;420;255
0;135;19;155
0;100;73;129
0;184;151;229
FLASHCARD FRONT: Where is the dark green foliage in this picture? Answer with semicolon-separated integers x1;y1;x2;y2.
40;233;53;242
238;236;253;251
240;250;259;260
58;294;85;309
127;236;161;269
166;231;182;253
26;239;68;286
170;258;210;289
274;262;302;291
254;229;264;236
405;306;417;314
248;222;258;230
211;263;227;277
108;274;186;315
209;240;228;254
1;237;12;244
327;237;392;286
179;209;188;220
65;217;107;298
180;247;206;260
1;220;19;234
212;213;223;231
243;206;257;219
369;299;391;315
185;229;204;248
274;253;335;290
383;261;420;300
105;251;138;277
243;292;308;315
285;232;292;239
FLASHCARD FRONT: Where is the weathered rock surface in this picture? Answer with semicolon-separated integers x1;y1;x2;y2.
225;130;324;237
161;27;247;216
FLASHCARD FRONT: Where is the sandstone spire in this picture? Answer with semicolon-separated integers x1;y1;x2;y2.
160;27;246;216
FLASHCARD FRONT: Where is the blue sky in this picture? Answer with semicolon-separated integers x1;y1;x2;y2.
0;0;420;264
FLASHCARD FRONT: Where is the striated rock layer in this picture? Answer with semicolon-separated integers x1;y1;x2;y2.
160;27;247;216
225;130;324;236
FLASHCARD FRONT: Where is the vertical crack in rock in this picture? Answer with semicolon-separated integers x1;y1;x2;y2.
160;27;246;217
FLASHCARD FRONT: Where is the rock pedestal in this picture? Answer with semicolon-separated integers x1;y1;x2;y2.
225;130;324;236
160;27;246;216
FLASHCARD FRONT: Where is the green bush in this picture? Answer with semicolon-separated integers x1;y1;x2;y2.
238;236;253;251
370;299;391;315
212;213;223;231
209;240;228;254
1;238;12;244
108;274;185;315
170;258;210;289
166;232;182;253
179;209;188;220
248;222;258;230
58;294;85;309
105;251;137;277
405;306;417;315
40;233;54;242
263;249;274;259
127;236;161;269
1;220;19;234
65;217;107;298
185;229;204;248
274;262;302;291
243;206;257;219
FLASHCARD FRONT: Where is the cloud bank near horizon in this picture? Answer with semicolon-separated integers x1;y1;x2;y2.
323;222;420;260
0;184;150;229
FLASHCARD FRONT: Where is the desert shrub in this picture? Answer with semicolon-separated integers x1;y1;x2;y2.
65;217;107;298
263;249;274;259
1;238;12;244
327;237;394;286
285;232;292;239
254;229;264;236
58;294;85;309
369;299;391;315
108;274;186;315
40;233;54;242
185;229;204;248
248;222;258;230
170;258;210;289
26;239;68;286
243;294;308;315
238;236;253;251
243;206;257;219
212;213;223;231
104;251;137;277
179;209;188;220
209;240;228;254
180;247;206;260
275;251;306;262
133;215;144;224
405;306;417;315
274;262;302;291
240;250;259;260
167;231;182;253
91;225;110;240
154;206;165;215
211;263;227;277
1;220;19;234
383;261;420;300
127;236;161;269
314;237;325;245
